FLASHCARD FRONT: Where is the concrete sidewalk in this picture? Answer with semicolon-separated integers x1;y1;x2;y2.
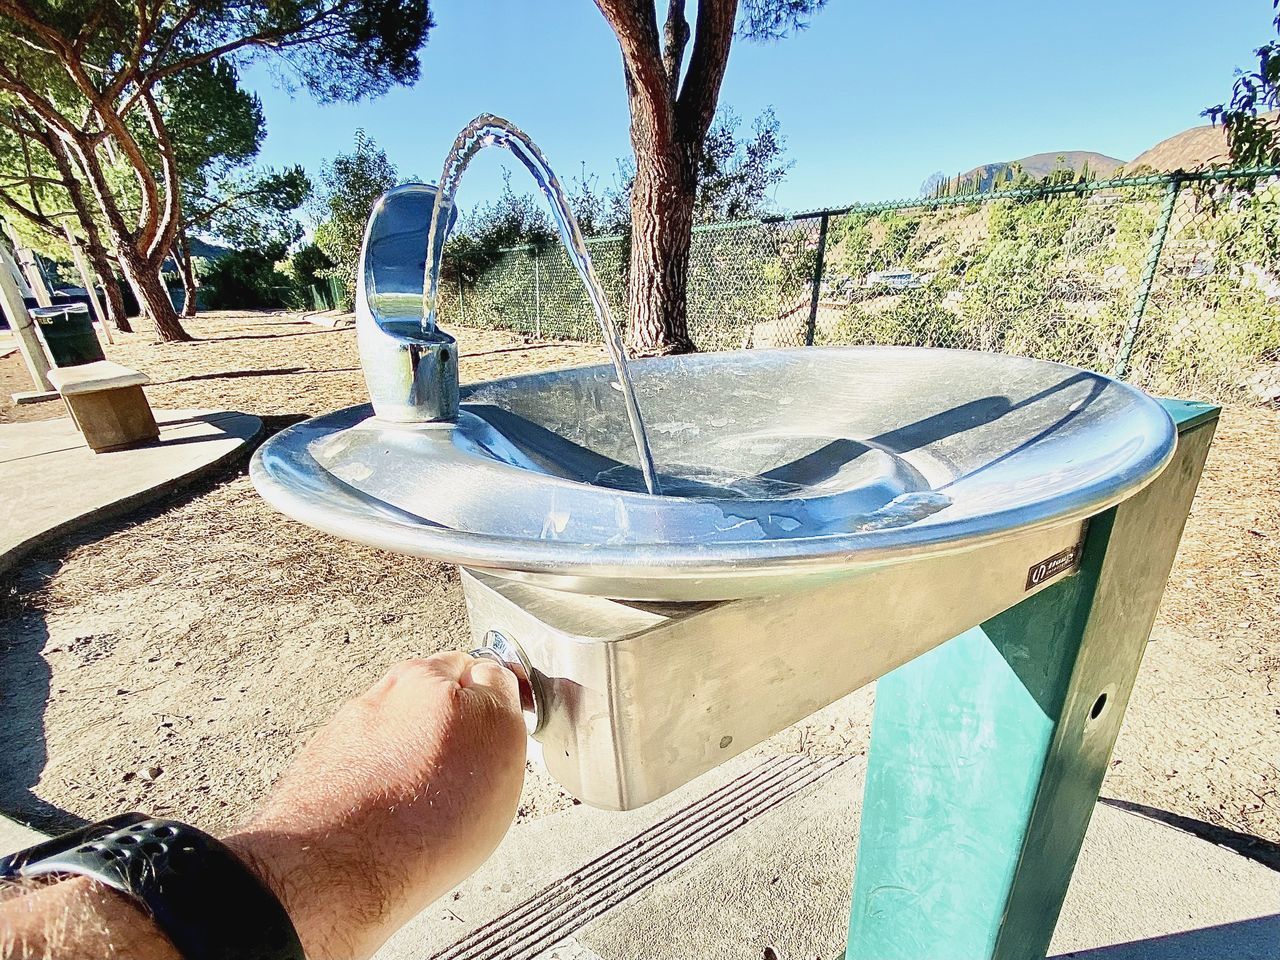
0;813;43;857
0;407;261;574
2;748;1273;958
377;751;1280;960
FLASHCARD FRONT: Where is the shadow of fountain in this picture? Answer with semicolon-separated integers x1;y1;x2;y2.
1049;915;1280;959
0;601;86;833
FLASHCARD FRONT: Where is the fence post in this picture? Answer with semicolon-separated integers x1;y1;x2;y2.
533;250;542;339
456;258;465;323
1114;173;1181;379
805;213;830;347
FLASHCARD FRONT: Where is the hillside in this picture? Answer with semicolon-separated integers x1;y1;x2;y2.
188;236;234;261
947;151;1123;192
1129;111;1280;171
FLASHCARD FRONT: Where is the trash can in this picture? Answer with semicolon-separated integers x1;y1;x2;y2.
32;303;105;367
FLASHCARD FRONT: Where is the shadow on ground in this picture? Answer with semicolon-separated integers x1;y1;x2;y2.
1051;915;1280;959
0;602;79;832
1100;796;1280;871
0;410;304;833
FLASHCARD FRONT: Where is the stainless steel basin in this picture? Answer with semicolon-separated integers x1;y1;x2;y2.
251;347;1175;602
250;165;1180;809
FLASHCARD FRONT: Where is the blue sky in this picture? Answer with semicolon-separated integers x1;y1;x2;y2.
241;0;1270;216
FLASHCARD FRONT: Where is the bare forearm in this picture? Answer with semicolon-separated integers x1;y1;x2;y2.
0;654;525;960
0;876;179;960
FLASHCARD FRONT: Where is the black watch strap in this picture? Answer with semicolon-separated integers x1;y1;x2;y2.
0;813;305;960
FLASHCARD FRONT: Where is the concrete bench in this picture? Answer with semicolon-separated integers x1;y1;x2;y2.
46;360;159;453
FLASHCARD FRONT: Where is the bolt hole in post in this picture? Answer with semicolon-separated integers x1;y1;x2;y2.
421;115;662;494
1090;693;1107;720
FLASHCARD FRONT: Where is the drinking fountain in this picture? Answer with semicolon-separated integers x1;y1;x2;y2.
251;120;1219;960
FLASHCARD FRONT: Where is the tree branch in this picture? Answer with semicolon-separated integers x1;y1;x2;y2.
140;2;345;90
0;189;55;229
594;0;677;154
675;0;738;146
0;174;64;189
662;1;689;101
139;87;182;261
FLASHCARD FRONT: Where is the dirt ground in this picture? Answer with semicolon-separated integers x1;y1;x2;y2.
1;311;1276;848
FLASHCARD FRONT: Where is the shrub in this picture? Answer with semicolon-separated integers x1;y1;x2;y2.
199;245;300;310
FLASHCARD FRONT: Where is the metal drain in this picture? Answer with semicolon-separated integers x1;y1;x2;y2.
434;754;849;960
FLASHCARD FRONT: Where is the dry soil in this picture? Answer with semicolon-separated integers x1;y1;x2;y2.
0;311;1276;848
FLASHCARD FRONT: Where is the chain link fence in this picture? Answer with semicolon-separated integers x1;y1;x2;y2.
436;167;1280;403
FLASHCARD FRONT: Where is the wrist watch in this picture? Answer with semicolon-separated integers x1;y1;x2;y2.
0;812;305;960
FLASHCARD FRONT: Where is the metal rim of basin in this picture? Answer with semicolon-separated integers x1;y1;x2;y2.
250;346;1177;600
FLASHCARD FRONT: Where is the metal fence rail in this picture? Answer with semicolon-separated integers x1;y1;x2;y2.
436;167;1280;403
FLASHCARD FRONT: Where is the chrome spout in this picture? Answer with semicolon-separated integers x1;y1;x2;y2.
356;183;459;422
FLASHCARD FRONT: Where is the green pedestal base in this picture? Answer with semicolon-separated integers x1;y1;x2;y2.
847;400;1219;960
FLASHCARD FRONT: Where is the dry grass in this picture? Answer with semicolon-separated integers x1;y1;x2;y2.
0;310;1275;843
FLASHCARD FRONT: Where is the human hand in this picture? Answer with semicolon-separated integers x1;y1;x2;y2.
226;653;527;960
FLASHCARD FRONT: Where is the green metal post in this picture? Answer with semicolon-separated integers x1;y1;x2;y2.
534;250;542;340
805;213;830;346
847;399;1219;960
1113;175;1181;379
457;259;466;324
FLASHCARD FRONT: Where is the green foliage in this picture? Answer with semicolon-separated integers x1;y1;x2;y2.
443;172;555;284
1135;181;1280;393
827;210;922;277
695;107;792;222
817;173;1276;397
737;0;828;40
0;0;432;336
198;244;298;310
162;60;309;254
313;130;400;309
286;242;336;290
0;116;71;260
442;104;790;316
1205;1;1280;166
610;107;792;226
162;61;265;184
193;166;311;251
2;0;435;107
566;164;632;238
832;292;965;349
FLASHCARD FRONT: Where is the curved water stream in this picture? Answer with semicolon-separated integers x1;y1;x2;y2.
421;115;662;495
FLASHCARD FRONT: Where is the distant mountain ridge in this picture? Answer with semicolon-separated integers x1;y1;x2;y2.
188;236;233;261
1129;111;1280;172
947;151;1123;193
922;113;1279;200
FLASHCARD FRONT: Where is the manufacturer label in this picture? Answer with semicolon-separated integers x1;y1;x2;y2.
1025;541;1084;590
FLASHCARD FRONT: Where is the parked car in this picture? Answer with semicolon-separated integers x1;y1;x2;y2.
864;269;925;291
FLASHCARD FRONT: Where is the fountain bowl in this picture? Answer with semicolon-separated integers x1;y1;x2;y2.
250;346;1175;602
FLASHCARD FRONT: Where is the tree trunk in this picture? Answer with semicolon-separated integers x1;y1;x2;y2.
115;244;189;341
69;133;190;341
174;229;198;317
628;147;697;355
22;117;134;333
83;238;130;333
594;0;737;355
